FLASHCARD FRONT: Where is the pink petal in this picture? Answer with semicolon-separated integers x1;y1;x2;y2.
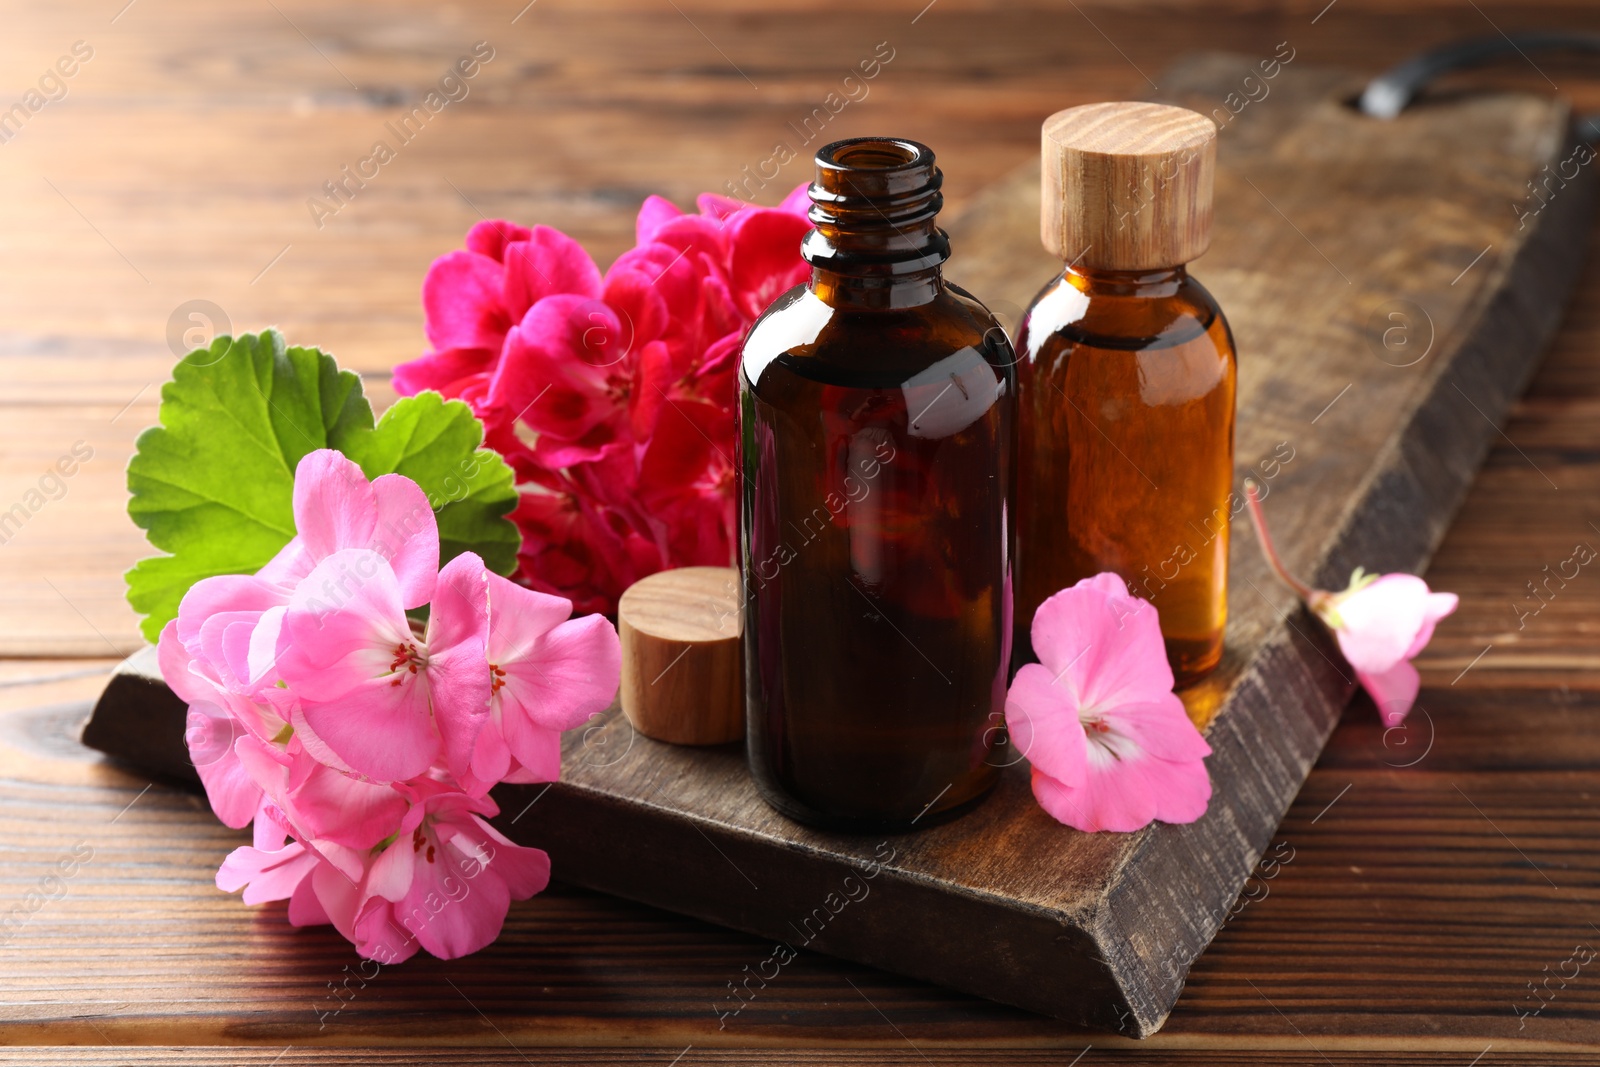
370;474;440;608
366;837;416;904
287;870;333;927
1403;591;1460;660
635;194;686;245
1103;697;1212;764
1003;662;1088;784
175;573;284;649
469;716;514;785
1332;574;1432;674
352;898;422;964
726;209;811;319
191;728;261;829
1029;576;1175;709
422;249;509;352
427;552;494;781
391;348;497;400
1151;757;1213;825
502;226;603;319
289;764;410;852
499;722;562;783
278;550;412;701
1358;659;1421;727
696;192;749;220
461;815;551;899
278;550;440;782
298;675;438;784
216;842;317;905
399;848;511;960
292;450;379;563
465;219;532;262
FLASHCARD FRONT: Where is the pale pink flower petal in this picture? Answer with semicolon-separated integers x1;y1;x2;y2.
371;473;441;608
1003;664;1087;783
1357;659;1422;729
426;552;494;782
1404;592;1461;659
291;450;379;564
216;841;318;905
187;713;259;828
1029;574;1175;709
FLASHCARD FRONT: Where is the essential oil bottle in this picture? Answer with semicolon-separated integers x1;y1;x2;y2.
739;137;1015;832
1014;103;1236;686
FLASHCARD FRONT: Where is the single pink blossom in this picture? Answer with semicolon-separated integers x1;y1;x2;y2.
1244;482;1458;726
1006;573;1212;833
350;789;551;962
269;549;491;784
468;570;622;786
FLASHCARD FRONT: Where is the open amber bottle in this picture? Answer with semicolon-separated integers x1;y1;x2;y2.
739;137;1015;831
1015;103;1236;685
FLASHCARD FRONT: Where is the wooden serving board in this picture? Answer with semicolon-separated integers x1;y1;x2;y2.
83;54;1596;1037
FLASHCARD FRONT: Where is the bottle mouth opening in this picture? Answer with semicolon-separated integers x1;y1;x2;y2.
817;137;929;173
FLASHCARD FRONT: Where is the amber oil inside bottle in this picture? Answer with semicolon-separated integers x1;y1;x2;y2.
739;137;1015;831
1014;263;1236;684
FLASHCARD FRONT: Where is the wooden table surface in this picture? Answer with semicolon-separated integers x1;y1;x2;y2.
3;0;1600;1062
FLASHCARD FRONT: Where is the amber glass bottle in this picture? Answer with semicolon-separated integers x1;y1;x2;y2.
739;137;1015;831
1015;103;1236;686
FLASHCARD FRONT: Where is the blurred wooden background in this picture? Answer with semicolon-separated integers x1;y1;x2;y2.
2;0;1600;1063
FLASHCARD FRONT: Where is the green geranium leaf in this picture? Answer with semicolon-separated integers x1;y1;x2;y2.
125;329;519;643
344;390;520;579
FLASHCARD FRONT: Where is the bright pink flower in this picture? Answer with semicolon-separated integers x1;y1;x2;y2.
1244;483;1458;726
393;186;811;614
1006;574;1212;833
269;549;491;784
469;570;621;785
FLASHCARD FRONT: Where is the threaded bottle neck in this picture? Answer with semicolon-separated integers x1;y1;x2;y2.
803;137;950;308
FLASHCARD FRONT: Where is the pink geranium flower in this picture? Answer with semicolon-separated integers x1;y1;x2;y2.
158;447;622;964
268;548;491;784
470;569;623;786
1006;574;1213;833
1244;482;1458;726
394;187;812;615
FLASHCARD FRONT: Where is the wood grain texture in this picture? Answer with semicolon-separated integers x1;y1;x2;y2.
77;53;1597;1040
6;0;1600;1061
619;566;743;745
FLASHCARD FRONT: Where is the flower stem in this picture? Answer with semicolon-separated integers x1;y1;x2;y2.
1243;479;1315;603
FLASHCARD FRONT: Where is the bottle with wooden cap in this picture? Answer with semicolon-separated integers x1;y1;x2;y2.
1015;102;1236;685
739;136;1015;831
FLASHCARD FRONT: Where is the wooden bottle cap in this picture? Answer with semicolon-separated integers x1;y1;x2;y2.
1041;101;1217;270
618;566;744;746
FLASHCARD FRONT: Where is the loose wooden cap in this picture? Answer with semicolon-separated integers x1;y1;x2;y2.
618;566;743;746
1041;102;1217;270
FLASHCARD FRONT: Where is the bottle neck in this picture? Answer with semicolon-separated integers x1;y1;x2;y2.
1064;263;1187;298
803;137;949;310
